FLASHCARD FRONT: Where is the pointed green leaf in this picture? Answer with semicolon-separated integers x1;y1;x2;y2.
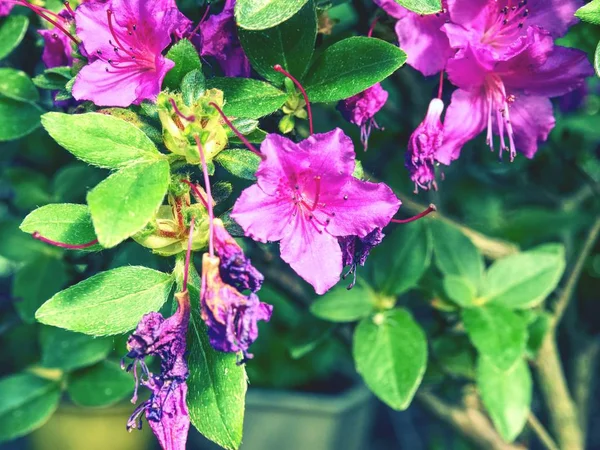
214;148;261;180
20;204;102;252
0;68;39;102
394;0;442;15
477;357;532;442
304;37;406;103
42;112;162;169
41;327;113;371
575;0;600;25
182;69;206;107
443;275;476;308
67;361;133;407
235;0;308;30
0;373;60;442
239;0;317;85
163;39;202;90
462;305;527;371
0;97;43;141
483;244;565;309
354;309;427;410
430;220;484;289
310;283;375;322
87;160;170;248
185;270;247;450
206;77;287;119
0;15;29;60
432;335;476;379
36;266;174;335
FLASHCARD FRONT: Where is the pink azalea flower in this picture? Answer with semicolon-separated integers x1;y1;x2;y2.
72;0;188;107
0;1;14;17
388;0;593;177
230;129;400;295
200;0;251;77
38;9;75;69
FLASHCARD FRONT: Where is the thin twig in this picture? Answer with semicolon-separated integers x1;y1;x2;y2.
527;413;560;450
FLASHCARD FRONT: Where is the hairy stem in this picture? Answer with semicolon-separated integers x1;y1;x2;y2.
527;413;560;450
417;391;525;450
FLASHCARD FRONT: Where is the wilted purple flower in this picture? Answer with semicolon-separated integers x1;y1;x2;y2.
231;129;400;294
124;292;190;450
200;0;251;77
213;219;264;293
337;83;389;150
338;228;384;289
72;0;189;106
38;9;75;69
405;98;444;191
200;253;272;361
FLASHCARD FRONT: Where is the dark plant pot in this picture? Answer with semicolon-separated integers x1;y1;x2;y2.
193;382;374;450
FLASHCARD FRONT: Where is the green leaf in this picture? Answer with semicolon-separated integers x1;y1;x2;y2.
430;220;484;289
575;0;600;25
239;0;316;85
181;69;206;107
462;305;527;371
33;66;72;91
52;164;106;203
310;283;375;322
304;37;406;103
214;148;261;180
206;77;287;119
0;15;29;60
41;327;113;371
353;309;427;410
0;69;39;102
87;160;170;248
443;275;476;308
432;335;476;379
163;39;202;90
67;361;133;407
483;244;565;309
35;266;175;335
186;270;247;450
477;357;532;442
41;112;163;169
526;311;551;358
0;220;49;263
13;255;68;324
0;373;60;442
20;204;102;251
368;220;431;295
235;0;308;30
0;97;43;141
394;0;442;15
595;40;600;78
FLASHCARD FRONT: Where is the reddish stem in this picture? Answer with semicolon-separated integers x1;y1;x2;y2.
16;1;80;44
169;98;196;122
194;135;215;258
188;5;211;38
32;231;99;249
391;204;437;224
438;71;444;100
181;179;209;209
368;16;379;38
208;102;265;160
273;64;313;135
182;217;195;292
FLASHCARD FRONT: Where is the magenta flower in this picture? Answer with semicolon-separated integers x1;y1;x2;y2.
0;1;14;18
337;83;389;150
38;9;75;69
200;0;251;77
72;0;188;107
124;293;190;450
230;129;400;294
405;98;444;191
386;0;593;166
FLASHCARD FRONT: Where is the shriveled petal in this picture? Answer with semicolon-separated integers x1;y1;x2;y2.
147;382;189;450
38;29;73;69
280;215;343;295
436;88;487;165
72;56;174;106
299;128;357;179
394;12;452;76
319;178;400;238
508;95;555;158
231;184;295;243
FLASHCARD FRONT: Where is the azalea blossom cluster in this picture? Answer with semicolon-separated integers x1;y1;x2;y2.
376;0;593;190
14;0;594;448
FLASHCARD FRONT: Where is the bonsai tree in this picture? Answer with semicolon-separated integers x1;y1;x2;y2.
0;0;599;449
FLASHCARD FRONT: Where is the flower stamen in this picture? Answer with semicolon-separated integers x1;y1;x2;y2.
390;204;436;224
32;231;99;249
274;64;313;135
208;102;265;160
